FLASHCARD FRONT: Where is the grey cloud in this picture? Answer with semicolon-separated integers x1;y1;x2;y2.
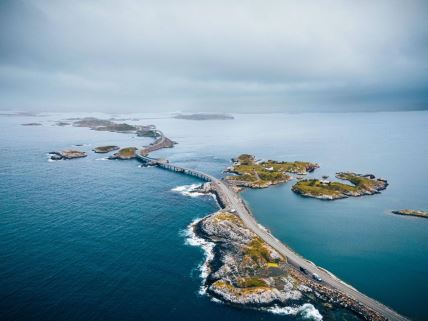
0;0;427;112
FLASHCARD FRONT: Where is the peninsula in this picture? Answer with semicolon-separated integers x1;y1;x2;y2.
192;209;388;320
225;154;319;188
292;172;388;200
392;209;428;219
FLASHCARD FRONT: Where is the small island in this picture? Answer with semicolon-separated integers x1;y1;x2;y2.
225;154;319;188
21;122;42;126
174;113;234;120
71;117;139;133
292;172;388;200
93;145;120;153
392;209;428;219
108;147;137;160
48;150;87;160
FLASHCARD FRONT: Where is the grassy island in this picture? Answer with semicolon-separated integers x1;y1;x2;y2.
225;154;319;188
292;172;388;200
109;147;137;160
93;145;120;153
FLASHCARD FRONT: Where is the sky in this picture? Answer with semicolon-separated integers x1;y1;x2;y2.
0;0;427;113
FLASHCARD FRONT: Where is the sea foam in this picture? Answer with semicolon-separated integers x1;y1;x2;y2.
171;184;205;197
183;218;215;295
265;303;323;320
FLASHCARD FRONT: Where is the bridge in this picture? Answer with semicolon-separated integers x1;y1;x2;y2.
136;151;409;321
136;154;213;182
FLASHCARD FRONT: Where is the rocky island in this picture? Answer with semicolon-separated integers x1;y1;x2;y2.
190;208;387;321
225;154;319;188
292;172;388;200
108;147;137;160
392;209;428;219
21;122;42;126
48;150;87;160
93;145;120;153
174;113;234;120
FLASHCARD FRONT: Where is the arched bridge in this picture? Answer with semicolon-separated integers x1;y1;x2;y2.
136;154;214;182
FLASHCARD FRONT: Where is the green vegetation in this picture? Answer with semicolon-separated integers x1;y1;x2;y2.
118;147;136;157
214;211;243;225
93;145;120;153
292;172;388;199
226;154;318;187
236;277;268;288
244;237;283;267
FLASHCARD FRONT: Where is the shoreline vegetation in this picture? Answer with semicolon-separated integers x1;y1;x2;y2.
292;173;388;200
225;154;319;189
392;209;428;219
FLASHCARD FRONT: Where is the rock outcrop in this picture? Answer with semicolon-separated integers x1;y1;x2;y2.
48;150;87;160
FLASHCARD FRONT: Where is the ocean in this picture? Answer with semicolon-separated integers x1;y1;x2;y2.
0;111;427;321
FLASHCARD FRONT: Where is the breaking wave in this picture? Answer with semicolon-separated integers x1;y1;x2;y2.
183;218;215;295
265;303;323;320
171;184;205;197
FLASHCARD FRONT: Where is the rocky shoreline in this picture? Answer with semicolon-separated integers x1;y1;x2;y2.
190;206;387;321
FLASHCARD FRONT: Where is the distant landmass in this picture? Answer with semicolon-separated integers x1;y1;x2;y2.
173;113;234;120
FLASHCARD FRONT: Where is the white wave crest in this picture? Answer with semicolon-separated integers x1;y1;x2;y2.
183;218;215;295
171;184;205;197
265;303;323;320
95;157;109;161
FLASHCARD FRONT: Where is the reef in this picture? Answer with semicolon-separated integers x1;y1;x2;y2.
392;209;428;219
292;172;388;200
225;154;319;188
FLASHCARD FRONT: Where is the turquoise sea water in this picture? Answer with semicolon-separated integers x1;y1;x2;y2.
0;111;427;321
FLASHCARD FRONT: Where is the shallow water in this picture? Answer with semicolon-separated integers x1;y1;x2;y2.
0;111;427;320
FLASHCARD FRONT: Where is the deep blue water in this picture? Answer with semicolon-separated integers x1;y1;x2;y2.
0;111;427;321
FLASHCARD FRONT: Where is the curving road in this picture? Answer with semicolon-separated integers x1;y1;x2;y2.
137;153;409;321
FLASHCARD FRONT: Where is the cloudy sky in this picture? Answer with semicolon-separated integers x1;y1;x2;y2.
0;0;427;113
